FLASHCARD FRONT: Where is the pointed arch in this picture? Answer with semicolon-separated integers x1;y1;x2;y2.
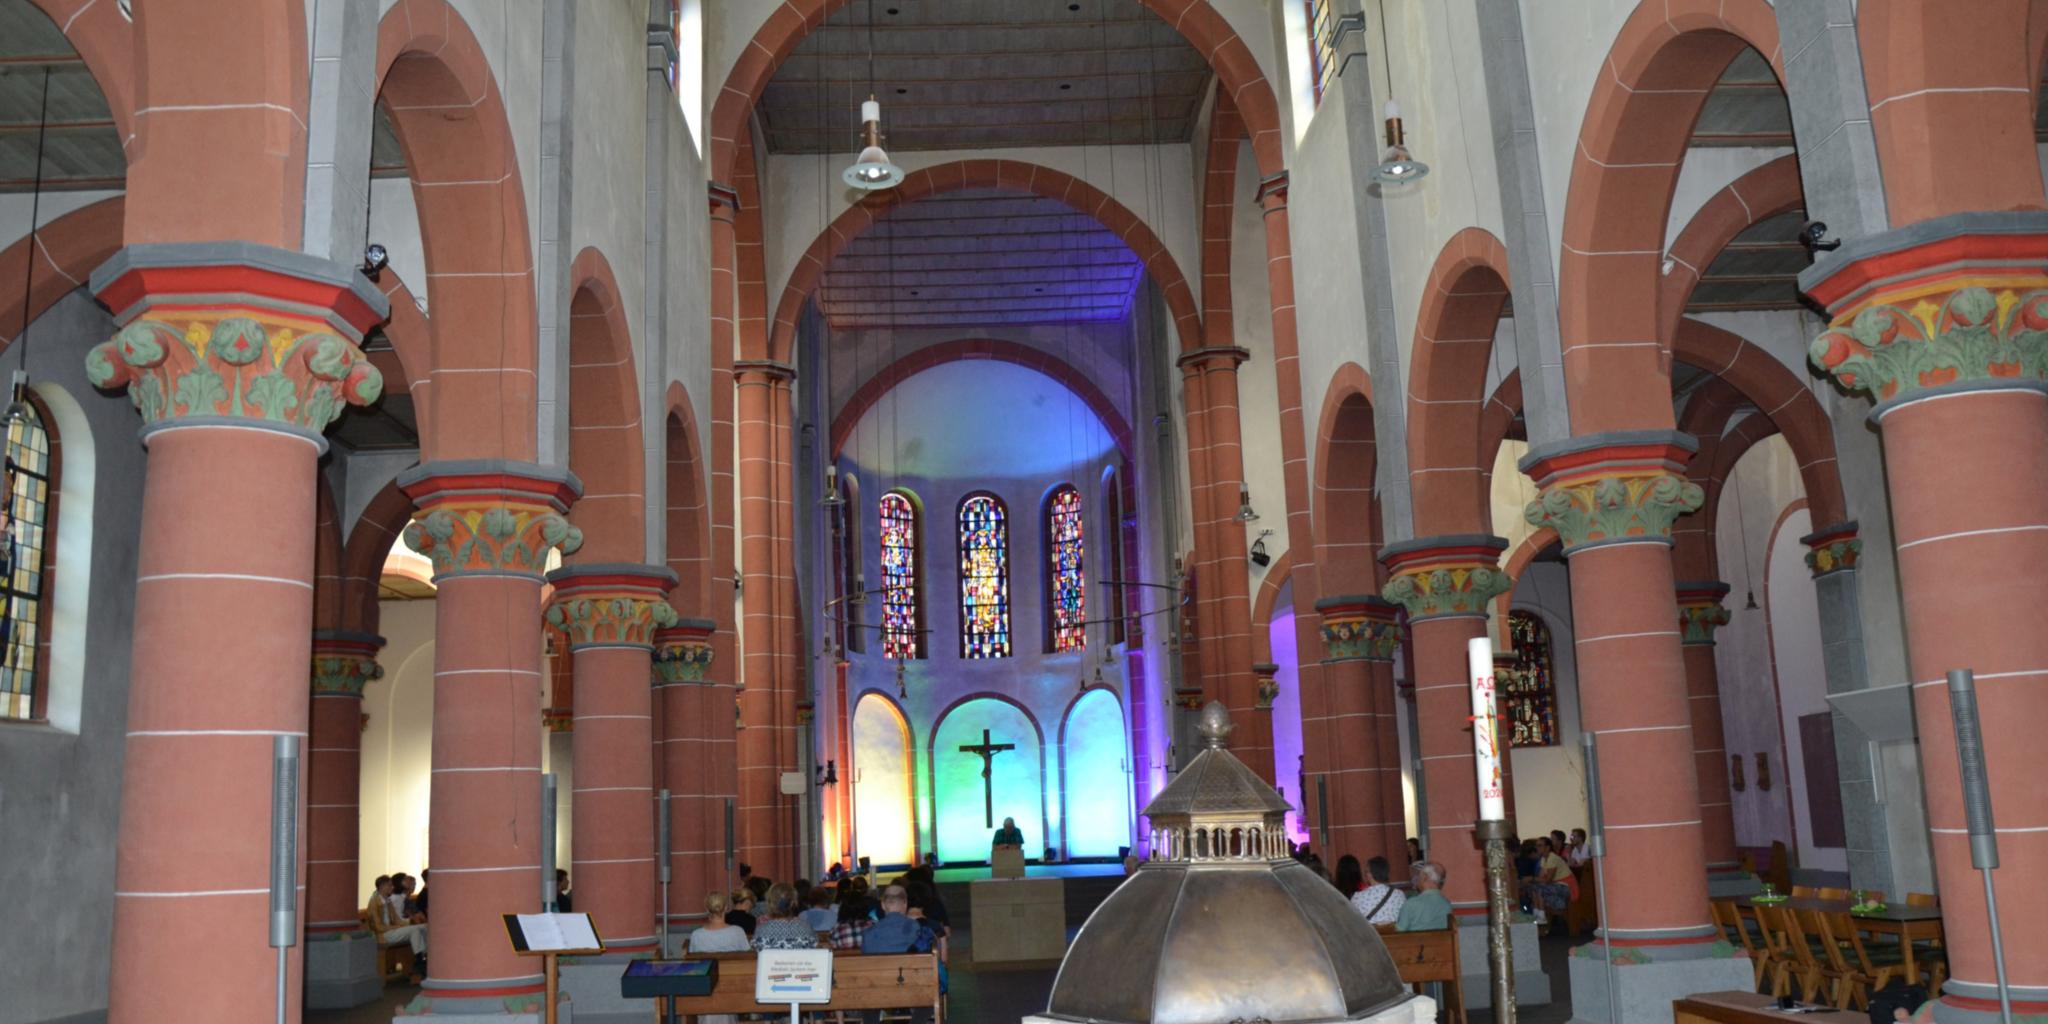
339;479;421;637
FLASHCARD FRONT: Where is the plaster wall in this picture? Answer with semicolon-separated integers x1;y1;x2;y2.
1506;562;1588;840
0;291;150;1023
1229;140;1290;601
820;323;1138;428
0;190;125;254
763;145;1198;337
1515;0;1652;279
569;0;656;394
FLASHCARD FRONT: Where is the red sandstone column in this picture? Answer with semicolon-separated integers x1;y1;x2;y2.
1365;654;1408;874
1177;360;1221;702
1805;239;2048;1018
399;464;582;1010
1522;437;1716;954
1676;581;1743;881
655;620;717;929
1312;595;1400;866
735;360;797;878
307;631;383;937
87;250;385;1024
546;565;678;955
1181;346;1268;781
1379;537;1510;916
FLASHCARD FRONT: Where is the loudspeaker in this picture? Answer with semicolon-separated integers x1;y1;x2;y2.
1581;730;1605;859
657;788;673;885
269;735;301;949
1945;669;2000;870
541;773;559;909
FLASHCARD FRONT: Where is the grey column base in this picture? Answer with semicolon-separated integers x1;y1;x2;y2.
1456;917;1552;1009
1705;868;1762;899
1566;945;1753;1024
398;985;569;1022
306;931;383;1009
559;955;646;1024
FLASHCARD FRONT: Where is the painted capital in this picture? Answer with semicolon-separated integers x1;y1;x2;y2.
542;707;573;733
1675;582;1733;647
1521;434;1701;551
1801;521;1862;577
653;619;717;684
1174;686;1206;712
86;245;389;435
398;462;584;579
1798;216;2048;406
796;699;816;727
1314;594;1401;662
1378;535;1511;621
544;564;681;650
311;631;384;698
1253;662;1281;710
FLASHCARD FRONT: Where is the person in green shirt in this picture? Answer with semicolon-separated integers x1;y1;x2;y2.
991;816;1025;850
1396;860;1453;932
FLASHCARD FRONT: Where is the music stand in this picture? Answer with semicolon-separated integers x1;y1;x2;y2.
504;912;606;1024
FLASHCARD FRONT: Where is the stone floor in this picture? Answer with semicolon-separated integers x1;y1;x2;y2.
308;927;1582;1023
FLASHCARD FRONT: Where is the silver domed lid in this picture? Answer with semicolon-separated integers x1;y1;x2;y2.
1040;703;1413;1023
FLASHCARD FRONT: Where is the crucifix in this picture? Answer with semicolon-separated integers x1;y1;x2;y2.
957;728;1016;829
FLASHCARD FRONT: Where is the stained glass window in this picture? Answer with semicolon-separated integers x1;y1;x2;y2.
957;493;1010;658
879;491;921;659
1045;485;1086;653
1501;610;1559;748
0;401;51;721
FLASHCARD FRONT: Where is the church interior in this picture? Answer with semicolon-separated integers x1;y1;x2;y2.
2;0;2045;1022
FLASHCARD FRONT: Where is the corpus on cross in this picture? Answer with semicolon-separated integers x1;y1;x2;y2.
957;728;1015;828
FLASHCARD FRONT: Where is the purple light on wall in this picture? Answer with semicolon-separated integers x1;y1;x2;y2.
1268;585;1308;845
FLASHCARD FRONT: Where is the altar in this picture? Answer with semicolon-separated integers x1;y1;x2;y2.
968;875;1066;963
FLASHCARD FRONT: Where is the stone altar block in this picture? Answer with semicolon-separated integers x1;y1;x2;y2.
970;876;1065;963
991;846;1026;878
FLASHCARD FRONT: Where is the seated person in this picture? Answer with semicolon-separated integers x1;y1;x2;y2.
751;883;823;950
861;885;939;1024
1395;861;1452;932
412;869;431;920
1349;855;1407;926
1566;828;1591;867
1514;840;1540;884
366;875;427;982
553;868;573;913
828;886;876;949
725;890;757;937
991;816;1025;850
800;884;839;932
1518;836;1574;925
688;892;751;953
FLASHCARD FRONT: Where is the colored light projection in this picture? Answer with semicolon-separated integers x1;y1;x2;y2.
1268;585;1309;845
932;697;1040;863
958;494;1011;658
1061;688;1132;857
851;693;917;867
879;491;920;659
1046;485;1086;652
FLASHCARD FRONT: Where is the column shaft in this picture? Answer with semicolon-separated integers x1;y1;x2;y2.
1409;615;1489;913
655;622;717;928
1677;583;1740;873
570;646;656;949
736;362;797;877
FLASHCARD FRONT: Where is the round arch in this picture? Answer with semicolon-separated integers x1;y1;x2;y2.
928;692;1048;864
664;381;712;620
829;338;1136;462
707;1;1283;184
1406;228;1510;531
1555;0;1782;431
1058;686;1133;859
339;478;422;637
1657;155;1804;347
1670;318;1844;528
0;196;124;352
769;161;1203;364
565;247;644;563
850;689;918;869
375;0;537;461
1313;363;1381;590
23;0;134;142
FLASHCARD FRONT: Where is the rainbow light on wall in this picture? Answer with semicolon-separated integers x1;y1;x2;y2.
1061;688;1132;857
852;693;916;867
932;698;1041;863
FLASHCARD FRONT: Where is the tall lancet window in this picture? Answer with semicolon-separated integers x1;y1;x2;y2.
879;490;922;659
0;399;53;721
1045;485;1086;653
957;493;1011;658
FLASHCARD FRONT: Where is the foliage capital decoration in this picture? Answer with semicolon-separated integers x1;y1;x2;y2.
1802;522;1862;578
1521;439;1701;552
1253;662;1281;710
86;311;382;432
311;632;385;698
1675;582;1733;646
653;621;717;684
1378;539;1511;621
1809;285;2048;403
544;567;681;651
404;504;584;579
1315;595;1402;662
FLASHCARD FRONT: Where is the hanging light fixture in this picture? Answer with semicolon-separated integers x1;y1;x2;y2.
842;95;904;190
1368;2;1428;186
819;464;844;508
1233;487;1260;523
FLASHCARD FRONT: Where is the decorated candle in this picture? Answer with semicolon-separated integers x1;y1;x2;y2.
1467;636;1507;821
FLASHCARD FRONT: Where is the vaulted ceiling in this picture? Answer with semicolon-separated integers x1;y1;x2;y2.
758;0;1209;155
817;188;1143;330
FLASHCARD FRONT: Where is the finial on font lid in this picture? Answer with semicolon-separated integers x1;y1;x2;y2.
1198;700;1233;750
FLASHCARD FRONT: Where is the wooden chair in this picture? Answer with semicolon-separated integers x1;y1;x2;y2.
1757;904;1824;1003
1807;909;1872;1010
1710;900;1767;990
1791;885;1819;899
1817;887;1849;902
1818;908;1904;1012
1795;906;1859;1008
1905;892;1937;908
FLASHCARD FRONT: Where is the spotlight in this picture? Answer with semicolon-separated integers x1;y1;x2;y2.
1233;487;1260;523
1250;529;1274;568
1799;221;1841;254
1369;102;1429;186
842;97;904;191
361;243;389;279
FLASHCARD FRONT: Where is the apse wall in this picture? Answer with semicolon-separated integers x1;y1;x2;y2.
830;359;1135;866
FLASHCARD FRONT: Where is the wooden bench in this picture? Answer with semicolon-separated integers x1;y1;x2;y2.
1376;924;1464;1024
657;950;942;1022
358;910;414;982
1564;864;1599;937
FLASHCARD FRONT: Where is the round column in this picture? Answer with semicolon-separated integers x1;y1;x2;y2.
1364;655;1407;875
546;564;679;956
655;621;717;929
1314;595;1400;865
1379;536;1511;916
87;248;385;1024
399;463;582;1012
1523;435;1715;955
1675;582;1742;880
307;631;384;934
1805;232;2048;1020
735;359;798;877
1180;345;1266;780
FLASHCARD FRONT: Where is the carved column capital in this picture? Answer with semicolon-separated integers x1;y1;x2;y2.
544;564;680;651
1378;535;1511;621
543;708;574;733
311;630;384;698
1252;662;1281;709
86;245;389;440
1314;594;1402;662
1520;433;1702;552
398;461;584;579
1801;521;1862;578
653;618;718;684
1675;582;1733;646
1800;215;2048;409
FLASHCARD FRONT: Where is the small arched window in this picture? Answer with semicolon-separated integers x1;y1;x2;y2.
1044;484;1086;653
0;397;55;722
958;492;1011;658
878;490;922;659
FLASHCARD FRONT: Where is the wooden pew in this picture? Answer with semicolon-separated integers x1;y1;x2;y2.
1564;865;1599;937
1375;924;1465;1024
657;951;942;1022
